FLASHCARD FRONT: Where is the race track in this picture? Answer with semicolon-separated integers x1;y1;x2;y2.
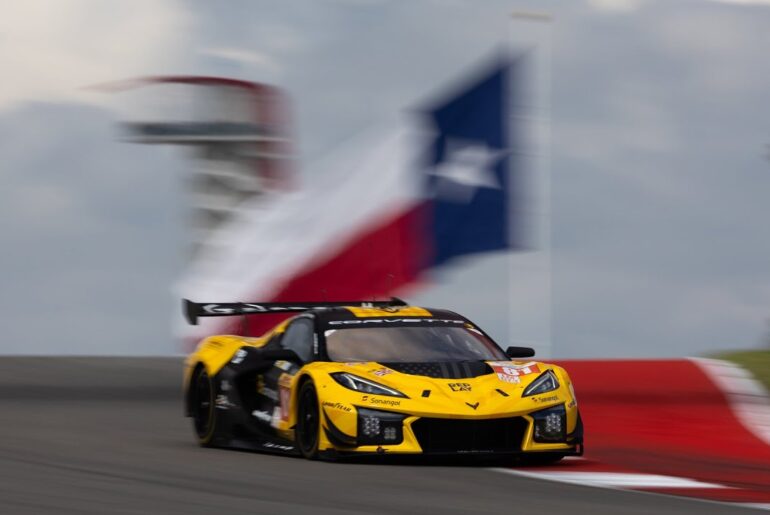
0;357;761;514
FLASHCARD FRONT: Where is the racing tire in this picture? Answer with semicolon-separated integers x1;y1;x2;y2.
190;366;218;447
295;380;321;460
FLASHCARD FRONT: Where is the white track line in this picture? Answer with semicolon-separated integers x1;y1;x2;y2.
494;469;727;489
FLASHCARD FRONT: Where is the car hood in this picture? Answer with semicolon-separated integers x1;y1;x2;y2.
316;360;563;418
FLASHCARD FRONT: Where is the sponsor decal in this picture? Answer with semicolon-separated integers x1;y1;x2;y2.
271;407;282;428
252;409;272;423
487;361;540;384
448;382;471;392
568;383;578;408
203;303;317;315
492;371;520;384
274;360;293;372
361;395;401;407
328;318;464;326
465;402;480;410
346;306;432;318
260;387;279;402
202;304;237;314
215;394;234;410
370;367;393;377
278;373;293;388
322;401;352;412
279;383;291;421
230;348;248;364
533;394;559;403
262;441;295;452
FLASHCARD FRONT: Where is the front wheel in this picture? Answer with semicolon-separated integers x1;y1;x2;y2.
295;380;321;459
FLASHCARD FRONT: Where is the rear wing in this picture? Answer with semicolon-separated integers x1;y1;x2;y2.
182;298;407;325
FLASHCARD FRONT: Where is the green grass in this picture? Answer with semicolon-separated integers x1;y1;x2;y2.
714;350;770;392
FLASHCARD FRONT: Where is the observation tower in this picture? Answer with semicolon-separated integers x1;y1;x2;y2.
104;76;294;257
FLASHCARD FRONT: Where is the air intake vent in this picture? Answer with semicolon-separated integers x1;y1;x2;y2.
382;361;492;379
412;417;527;453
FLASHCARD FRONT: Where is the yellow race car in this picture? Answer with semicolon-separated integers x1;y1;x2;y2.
182;298;583;462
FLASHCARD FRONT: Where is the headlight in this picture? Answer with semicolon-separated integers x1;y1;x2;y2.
532;404;566;442
357;408;406;445
522;370;560;397
330;372;408;398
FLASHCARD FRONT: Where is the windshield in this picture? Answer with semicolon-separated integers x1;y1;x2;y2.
324;325;506;363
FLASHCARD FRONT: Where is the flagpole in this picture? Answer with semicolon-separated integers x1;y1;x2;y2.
510;10;554;358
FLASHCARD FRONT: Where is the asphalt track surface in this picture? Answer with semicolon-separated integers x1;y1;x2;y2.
0;357;761;515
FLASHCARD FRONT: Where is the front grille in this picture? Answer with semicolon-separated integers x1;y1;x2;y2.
411;417;527;453
382;361;492;379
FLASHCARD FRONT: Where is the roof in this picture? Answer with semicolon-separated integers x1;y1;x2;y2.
311;305;467;326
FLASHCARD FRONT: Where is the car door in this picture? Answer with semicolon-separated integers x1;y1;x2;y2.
258;317;315;429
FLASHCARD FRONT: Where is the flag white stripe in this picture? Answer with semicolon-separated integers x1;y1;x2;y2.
178;123;427;339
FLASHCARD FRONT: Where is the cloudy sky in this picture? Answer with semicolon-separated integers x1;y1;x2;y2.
1;0;769;357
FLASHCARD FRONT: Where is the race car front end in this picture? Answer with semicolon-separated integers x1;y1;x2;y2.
309;361;583;458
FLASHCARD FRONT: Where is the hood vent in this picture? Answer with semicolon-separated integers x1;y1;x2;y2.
381;361;492;379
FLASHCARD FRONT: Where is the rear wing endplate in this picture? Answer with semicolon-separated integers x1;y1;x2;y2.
182;298;407;325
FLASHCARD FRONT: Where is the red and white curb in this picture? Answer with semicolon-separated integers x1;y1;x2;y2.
491;359;770;510
692;358;770;447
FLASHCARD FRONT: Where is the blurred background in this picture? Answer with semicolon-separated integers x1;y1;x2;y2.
2;0;770;360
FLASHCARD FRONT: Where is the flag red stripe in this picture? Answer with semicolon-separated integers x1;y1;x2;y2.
226;203;431;337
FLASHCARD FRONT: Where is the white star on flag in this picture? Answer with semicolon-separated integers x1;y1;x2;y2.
429;139;508;203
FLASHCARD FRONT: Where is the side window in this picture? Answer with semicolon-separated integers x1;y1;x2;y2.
281;318;315;363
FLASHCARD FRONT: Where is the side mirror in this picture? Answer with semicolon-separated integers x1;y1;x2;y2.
505;346;535;358
260;348;302;363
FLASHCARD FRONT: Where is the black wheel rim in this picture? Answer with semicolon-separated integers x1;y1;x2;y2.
193;370;213;438
298;386;319;454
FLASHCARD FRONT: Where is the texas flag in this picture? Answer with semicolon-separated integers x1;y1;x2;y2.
179;54;525;344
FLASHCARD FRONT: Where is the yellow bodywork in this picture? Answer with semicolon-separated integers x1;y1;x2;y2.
184;308;579;455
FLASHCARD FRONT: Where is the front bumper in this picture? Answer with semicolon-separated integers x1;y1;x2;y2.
320;403;584;456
